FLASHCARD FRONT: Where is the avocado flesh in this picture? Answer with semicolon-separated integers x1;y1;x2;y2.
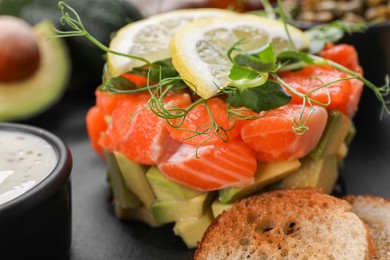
146;166;202;201
105;151;141;209
113;201;161;228
173;209;214;248
219;160;301;204
211;199;233;218
281;155;338;194
114;151;155;209
151;192;215;224
0;20;70;121
106;111;352;245
309;110;352;160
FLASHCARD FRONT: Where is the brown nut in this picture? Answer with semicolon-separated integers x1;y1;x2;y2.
0;16;41;82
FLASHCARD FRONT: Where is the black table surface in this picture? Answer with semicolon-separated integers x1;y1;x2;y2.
22;80;390;259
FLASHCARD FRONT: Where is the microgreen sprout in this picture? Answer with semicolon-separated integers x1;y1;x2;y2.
54;1;151;66
55;1;390;147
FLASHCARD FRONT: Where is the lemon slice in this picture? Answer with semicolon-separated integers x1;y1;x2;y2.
107;8;234;76
170;14;310;99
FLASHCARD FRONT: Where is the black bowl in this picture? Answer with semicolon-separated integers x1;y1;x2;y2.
0;123;72;260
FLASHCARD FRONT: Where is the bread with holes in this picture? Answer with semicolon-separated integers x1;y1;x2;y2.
194;188;375;260
343;195;390;260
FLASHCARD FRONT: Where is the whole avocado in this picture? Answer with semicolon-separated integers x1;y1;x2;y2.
0;0;144;91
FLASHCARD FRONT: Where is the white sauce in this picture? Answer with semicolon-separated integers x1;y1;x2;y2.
0;130;57;206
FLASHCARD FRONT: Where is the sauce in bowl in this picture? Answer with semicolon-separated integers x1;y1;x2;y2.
0;123;72;260
0;131;57;205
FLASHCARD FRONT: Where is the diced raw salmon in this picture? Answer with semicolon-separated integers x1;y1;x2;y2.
319;43;360;72
99;91;192;165
279;65;356;116
158;140;256;191
85;106;107;159
240;103;328;162
166;97;241;146
319;43;364;117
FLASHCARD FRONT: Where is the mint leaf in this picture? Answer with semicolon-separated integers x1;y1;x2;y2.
227;80;291;112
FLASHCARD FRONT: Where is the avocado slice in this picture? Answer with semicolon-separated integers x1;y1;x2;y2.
211;199;233;218
105;151;141;209
114;151;155;209
173;209;214;248
146;166;202;201
0;20;70;121
113;201;161;228
151;192;215;224
281;155;339;194
308;110;352;160
219;159;301;203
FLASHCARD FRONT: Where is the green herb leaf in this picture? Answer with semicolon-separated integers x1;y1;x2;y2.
106;75;137;91
131;59;178;82
227;80;291;113
229;64;259;81
233;43;276;72
277;50;315;64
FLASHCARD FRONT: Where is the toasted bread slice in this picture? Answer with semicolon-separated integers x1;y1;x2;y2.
195;188;375;260
343;195;390;260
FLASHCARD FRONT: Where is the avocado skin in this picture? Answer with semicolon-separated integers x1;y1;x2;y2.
0;0;144;91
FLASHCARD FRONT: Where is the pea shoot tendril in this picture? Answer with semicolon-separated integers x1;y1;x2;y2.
54;1;150;65
53;1;390;146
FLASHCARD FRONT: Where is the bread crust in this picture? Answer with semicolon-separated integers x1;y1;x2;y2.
343;195;390;260
195;188;375;260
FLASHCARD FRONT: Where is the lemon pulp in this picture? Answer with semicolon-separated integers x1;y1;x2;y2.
107;8;234;77
170;14;310;99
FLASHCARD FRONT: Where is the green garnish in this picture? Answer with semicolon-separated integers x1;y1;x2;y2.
305;21;368;53
53;1;151;66
226;80;291;113
54;1;389;145
224;41;291;113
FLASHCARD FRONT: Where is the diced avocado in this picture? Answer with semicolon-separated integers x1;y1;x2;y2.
114;151;155;209
146;166;202;201
336;143;349;160
151;192;215;224
173;209;214;248
281;155;338;194
345;123;356;146
211;199;233;218
219;160;301;203
105;151;141;209
113;201;161;228
309;110;352;159
0;20;70;121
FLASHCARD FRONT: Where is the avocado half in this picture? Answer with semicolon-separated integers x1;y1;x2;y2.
0;20;70;121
